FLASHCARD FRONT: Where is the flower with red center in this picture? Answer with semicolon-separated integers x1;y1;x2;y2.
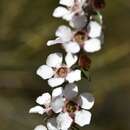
47;22;102;53
36;53;81;87
54;83;95;128
31;84;95;130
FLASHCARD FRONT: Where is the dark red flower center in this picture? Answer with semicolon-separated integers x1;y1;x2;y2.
66;101;77;113
74;31;87;45
57;67;68;78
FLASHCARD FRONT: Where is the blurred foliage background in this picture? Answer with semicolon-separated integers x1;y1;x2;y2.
0;0;130;130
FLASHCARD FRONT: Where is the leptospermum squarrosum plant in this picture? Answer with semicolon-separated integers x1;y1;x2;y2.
29;0;105;130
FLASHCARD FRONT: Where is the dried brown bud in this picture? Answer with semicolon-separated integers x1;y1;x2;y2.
92;0;105;10
78;54;91;69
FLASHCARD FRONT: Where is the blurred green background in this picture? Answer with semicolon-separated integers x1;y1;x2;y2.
0;0;130;130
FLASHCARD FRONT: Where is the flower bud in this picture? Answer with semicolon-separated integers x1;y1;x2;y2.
78;54;91;69
92;0;105;10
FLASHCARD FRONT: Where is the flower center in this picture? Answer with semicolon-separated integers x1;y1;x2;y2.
74;31;87;45
66;101;77;113
57;67;68;78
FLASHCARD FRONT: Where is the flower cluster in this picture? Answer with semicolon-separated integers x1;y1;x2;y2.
29;0;105;130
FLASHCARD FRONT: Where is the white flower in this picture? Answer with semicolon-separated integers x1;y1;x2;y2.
47;23;102;53
31;84;79;130
53;0;86;21
56;90;95;128
30;84;94;128
36;53;81;87
49;84;94;128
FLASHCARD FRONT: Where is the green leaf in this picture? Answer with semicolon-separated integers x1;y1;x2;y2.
81;69;91;81
95;12;103;24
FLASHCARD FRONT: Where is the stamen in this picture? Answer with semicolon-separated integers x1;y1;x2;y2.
57;67;68;78
74;31;87;44
66;101;77;113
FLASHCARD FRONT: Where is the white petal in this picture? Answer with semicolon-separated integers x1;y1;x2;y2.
47;118;58;130
56;25;72;42
46;53;63;68
66;70;81;83
63;42;80;54
79;93;95;110
69;15;87;29
63;12;74;21
47;38;64;46
75;110;92;126
34;125;47;130
29;106;45;115
57;112;73;130
52;87;63;98
53;6;69;18
48;77;65;87
36;65;54;80
84;39;101;53
63;83;78;99
88;21;102;38
65;53;78;67
79;0;86;5
51;97;64;113
36;93;51;106
60;0;74;6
